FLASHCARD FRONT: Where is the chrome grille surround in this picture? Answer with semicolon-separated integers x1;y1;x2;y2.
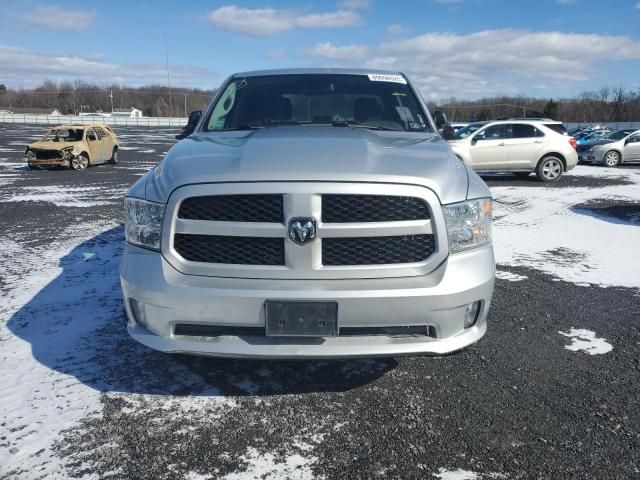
162;182;448;280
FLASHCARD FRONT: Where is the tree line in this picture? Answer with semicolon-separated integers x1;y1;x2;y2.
1;80;640;122
0;80;214;117
431;86;640;124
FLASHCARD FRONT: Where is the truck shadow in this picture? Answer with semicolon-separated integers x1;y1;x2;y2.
5;226;396;397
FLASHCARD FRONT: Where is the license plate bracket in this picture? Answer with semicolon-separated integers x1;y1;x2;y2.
265;301;338;337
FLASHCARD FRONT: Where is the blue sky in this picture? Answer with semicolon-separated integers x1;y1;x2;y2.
1;0;639;99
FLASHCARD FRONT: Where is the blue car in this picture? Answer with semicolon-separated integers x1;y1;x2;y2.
576;130;611;145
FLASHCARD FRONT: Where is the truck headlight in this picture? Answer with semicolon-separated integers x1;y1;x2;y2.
124;197;164;250
443;198;492;253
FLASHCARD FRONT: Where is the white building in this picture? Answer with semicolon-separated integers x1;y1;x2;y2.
111;107;144;118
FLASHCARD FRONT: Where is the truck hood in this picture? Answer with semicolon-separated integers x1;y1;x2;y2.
145;127;470;204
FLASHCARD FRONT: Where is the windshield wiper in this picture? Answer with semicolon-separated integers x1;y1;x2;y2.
331;120;397;131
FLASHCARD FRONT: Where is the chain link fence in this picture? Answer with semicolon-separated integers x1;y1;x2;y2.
0;114;187;127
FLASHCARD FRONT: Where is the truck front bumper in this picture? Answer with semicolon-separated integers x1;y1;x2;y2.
120;244;495;358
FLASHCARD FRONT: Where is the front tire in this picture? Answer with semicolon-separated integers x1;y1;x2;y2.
603;150;620;167
109;147;119;164
536;156;563;182
71;154;89;170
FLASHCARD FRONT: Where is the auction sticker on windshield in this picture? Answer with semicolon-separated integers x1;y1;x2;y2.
367;73;407;84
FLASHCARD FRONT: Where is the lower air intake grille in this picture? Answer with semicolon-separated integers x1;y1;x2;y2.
322;235;435;266
174;234;285;265
174;324;265;337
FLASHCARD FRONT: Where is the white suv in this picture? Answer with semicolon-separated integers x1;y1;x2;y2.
447;120;578;182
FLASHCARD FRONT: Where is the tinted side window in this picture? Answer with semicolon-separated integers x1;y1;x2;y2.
475;124;511;140
627;135;640;143
95;128;106;139
544;123;568;135
512;124;543;138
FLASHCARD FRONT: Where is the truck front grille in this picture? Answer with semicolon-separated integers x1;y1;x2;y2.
174;234;285;265
166;184;445;279
34;150;62;160
178;194;283;223
322;195;430;223
322;235;435;266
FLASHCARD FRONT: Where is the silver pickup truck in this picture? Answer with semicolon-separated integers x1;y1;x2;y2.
120;68;495;358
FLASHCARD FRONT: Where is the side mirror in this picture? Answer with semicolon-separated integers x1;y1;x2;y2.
176;110;202;140
87;134;97;141
433;110;448;131
470;137;478;146
442;124;456;140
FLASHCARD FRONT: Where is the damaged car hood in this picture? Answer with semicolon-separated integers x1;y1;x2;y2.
28;140;83;151
145;127;469;204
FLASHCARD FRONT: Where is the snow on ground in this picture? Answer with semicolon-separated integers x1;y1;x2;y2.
433;469;506;479
492;165;640;289
221;447;316;480
559;328;613;355
0;185;125;207
494;269;528;282
0;222;235;478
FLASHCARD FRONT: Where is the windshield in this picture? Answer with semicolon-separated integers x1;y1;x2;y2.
42;128;84;142
204;74;431;133
455;122;486;139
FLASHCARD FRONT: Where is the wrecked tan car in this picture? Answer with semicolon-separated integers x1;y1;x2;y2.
25;125;120;170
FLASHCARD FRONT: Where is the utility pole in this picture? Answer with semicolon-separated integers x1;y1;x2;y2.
110;88;114;113
165;36;173;118
184;93;187;117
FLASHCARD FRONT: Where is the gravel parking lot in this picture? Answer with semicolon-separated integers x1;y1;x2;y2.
1;124;639;480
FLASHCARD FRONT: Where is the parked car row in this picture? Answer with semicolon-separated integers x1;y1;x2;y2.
579;129;640;166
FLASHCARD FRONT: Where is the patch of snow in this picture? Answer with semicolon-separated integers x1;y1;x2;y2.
0;222;235;478
493;165;640;288
495;269;528;282
0;185;123;207
559;328;613;355
433;468;479;480
221;447;316;480
433;469;506;480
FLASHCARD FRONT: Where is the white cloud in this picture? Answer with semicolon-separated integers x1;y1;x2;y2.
0;44;216;89
304;42;369;60
337;0;370;9
207;5;360;36
296;11;361;28
387;24;409;35
22;5;95;31
303;29;640;98
635;1;640;10
557;0;576;5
